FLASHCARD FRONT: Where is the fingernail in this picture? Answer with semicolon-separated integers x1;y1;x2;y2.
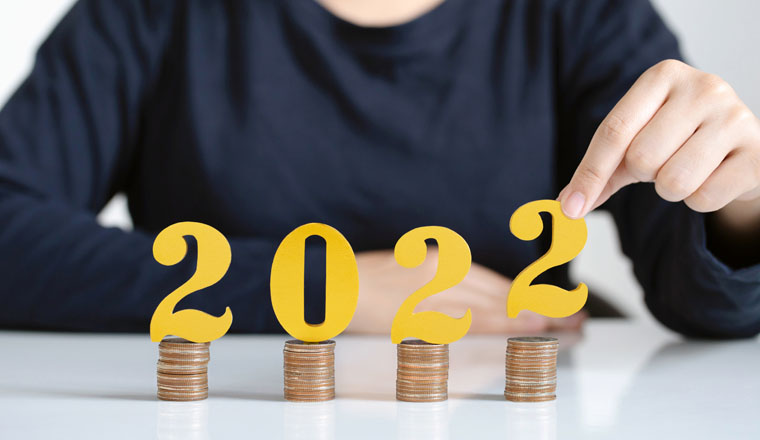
562;191;586;219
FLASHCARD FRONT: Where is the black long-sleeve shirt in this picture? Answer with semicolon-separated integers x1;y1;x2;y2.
0;0;758;337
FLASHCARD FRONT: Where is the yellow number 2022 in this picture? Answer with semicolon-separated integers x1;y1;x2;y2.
270;223;360;342
391;226;472;345
507;200;588;318
150;222;234;343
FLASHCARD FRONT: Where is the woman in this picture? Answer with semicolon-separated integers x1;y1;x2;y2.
0;0;758;338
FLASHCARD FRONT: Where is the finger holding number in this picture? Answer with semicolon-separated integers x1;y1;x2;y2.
560;59;760;218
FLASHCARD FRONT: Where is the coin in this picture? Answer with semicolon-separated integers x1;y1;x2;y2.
397;393;448;402
504;336;558;403
157;389;209;402
396;339;450;402
504;392;556;402
283;340;336;402
156;337;211;401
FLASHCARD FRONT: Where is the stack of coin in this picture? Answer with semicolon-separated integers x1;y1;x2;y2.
396;340;449;402
283;340;335;402
157;337;210;401
504;336;558;402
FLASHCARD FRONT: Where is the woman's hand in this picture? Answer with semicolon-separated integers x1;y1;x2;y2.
560;60;760;231
346;249;586;335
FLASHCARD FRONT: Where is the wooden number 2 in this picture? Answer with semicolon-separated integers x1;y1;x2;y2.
150;222;234;343
270;223;360;342
391;226;473;345
507;200;588;318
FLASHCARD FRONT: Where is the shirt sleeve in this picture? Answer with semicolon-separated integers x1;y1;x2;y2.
0;0;282;333
555;0;760;338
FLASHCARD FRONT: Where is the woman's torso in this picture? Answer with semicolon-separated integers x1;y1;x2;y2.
129;0;564;278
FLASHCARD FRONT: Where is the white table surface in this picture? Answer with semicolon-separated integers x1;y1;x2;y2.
1;320;758;439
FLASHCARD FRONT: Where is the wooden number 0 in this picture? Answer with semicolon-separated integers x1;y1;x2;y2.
391;226;473;345
150;222;234;343
507;200;588;318
270;223;360;342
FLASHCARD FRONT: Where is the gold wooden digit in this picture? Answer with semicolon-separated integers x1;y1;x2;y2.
390;226;473;344
270;223;359;342
150;222;233;343
507;200;588;318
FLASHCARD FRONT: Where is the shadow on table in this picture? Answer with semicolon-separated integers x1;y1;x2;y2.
336;391;396;401
448;392;505;400
0;385;155;401
208;389;283;401
210;389;397;401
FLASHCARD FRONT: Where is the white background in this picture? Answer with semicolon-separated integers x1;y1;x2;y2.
0;0;756;319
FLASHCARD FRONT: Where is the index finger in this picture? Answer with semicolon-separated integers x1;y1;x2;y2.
559;61;676;218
